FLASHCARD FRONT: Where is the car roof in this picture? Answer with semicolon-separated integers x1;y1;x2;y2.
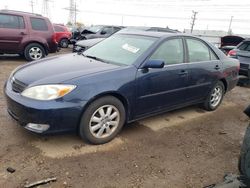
117;29;187;39
0;9;44;18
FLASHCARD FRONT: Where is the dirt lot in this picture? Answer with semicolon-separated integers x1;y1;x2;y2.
0;49;250;188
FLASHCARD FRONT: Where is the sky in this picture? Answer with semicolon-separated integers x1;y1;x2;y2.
1;0;250;34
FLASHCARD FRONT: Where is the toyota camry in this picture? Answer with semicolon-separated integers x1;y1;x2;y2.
4;30;239;144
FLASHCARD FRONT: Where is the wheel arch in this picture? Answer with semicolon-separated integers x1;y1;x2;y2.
78;92;130;129
219;78;228;93
23;41;48;55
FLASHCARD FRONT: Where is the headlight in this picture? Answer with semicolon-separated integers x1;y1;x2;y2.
21;84;76;100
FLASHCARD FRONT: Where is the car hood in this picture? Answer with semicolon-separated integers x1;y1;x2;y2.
76;38;104;48
13;54;120;86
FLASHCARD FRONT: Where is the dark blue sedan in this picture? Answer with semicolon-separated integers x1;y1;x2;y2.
4;31;239;144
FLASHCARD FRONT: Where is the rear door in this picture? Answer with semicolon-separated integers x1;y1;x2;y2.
0;13;27;53
135;37;189;116
184;37;222;101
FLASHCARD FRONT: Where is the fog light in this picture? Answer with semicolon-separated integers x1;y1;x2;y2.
25;123;50;133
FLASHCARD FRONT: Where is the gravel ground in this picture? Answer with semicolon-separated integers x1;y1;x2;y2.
0;48;250;188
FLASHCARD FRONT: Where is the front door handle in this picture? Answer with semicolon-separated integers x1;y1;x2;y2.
214;65;220;70
20;32;27;35
178;70;188;76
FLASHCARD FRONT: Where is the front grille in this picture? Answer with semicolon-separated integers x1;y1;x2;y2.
240;63;249;70
11;77;27;93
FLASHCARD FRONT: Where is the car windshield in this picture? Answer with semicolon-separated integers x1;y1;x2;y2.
87;26;103;33
83;34;157;66
238;41;250;51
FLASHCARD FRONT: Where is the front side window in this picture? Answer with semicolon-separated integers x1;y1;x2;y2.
83;34;157;66
150;38;184;65
30;18;48;31
186;38;210;62
0;14;25;29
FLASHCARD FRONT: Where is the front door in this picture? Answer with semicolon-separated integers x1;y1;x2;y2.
135;38;188;117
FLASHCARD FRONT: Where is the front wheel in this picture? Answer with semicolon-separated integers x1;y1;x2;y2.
79;96;126;144
203;81;225;111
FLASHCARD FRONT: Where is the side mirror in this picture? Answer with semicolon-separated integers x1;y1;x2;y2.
143;60;165;69
100;30;107;35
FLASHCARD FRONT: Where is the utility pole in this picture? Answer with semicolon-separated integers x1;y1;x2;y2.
190;10;198;33
228;16;233;35
64;0;79;26
42;0;53;18
30;0;34;13
74;1;77;25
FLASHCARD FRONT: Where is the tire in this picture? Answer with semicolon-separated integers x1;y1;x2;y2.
203;81;225;111
24;43;45;61
60;38;69;48
79;96;126;144
239;150;250;178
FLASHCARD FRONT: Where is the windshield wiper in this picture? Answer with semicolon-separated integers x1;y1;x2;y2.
82;54;109;63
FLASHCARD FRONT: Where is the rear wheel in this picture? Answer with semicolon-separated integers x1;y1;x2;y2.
203;81;225;111
79;96;126;144
60;38;69;48
24;43;45;61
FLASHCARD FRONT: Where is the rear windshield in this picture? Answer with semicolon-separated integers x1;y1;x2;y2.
54;25;65;32
30;18;48;31
83;34;157;66
238;41;250;51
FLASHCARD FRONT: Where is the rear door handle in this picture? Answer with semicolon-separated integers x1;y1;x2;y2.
178;70;188;76
214;65;220;70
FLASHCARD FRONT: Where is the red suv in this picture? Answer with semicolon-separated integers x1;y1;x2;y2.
0;10;58;61
53;24;72;48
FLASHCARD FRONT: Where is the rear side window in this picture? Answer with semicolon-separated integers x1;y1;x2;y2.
0;14;25;29
54;25;65;32
150;38;184;65
186;38;211;62
30;18;48;31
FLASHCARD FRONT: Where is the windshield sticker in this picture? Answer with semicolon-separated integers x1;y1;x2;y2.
122;43;140;53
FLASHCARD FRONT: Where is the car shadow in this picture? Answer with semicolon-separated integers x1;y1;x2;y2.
0;54;26;64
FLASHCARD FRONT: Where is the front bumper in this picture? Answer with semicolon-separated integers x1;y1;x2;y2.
4;80;87;134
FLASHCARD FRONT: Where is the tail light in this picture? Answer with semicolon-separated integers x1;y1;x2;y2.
228;50;236;57
52;33;58;43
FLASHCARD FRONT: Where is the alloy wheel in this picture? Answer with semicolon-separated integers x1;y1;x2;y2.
89;105;120;139
29;47;43;60
210;86;223;107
